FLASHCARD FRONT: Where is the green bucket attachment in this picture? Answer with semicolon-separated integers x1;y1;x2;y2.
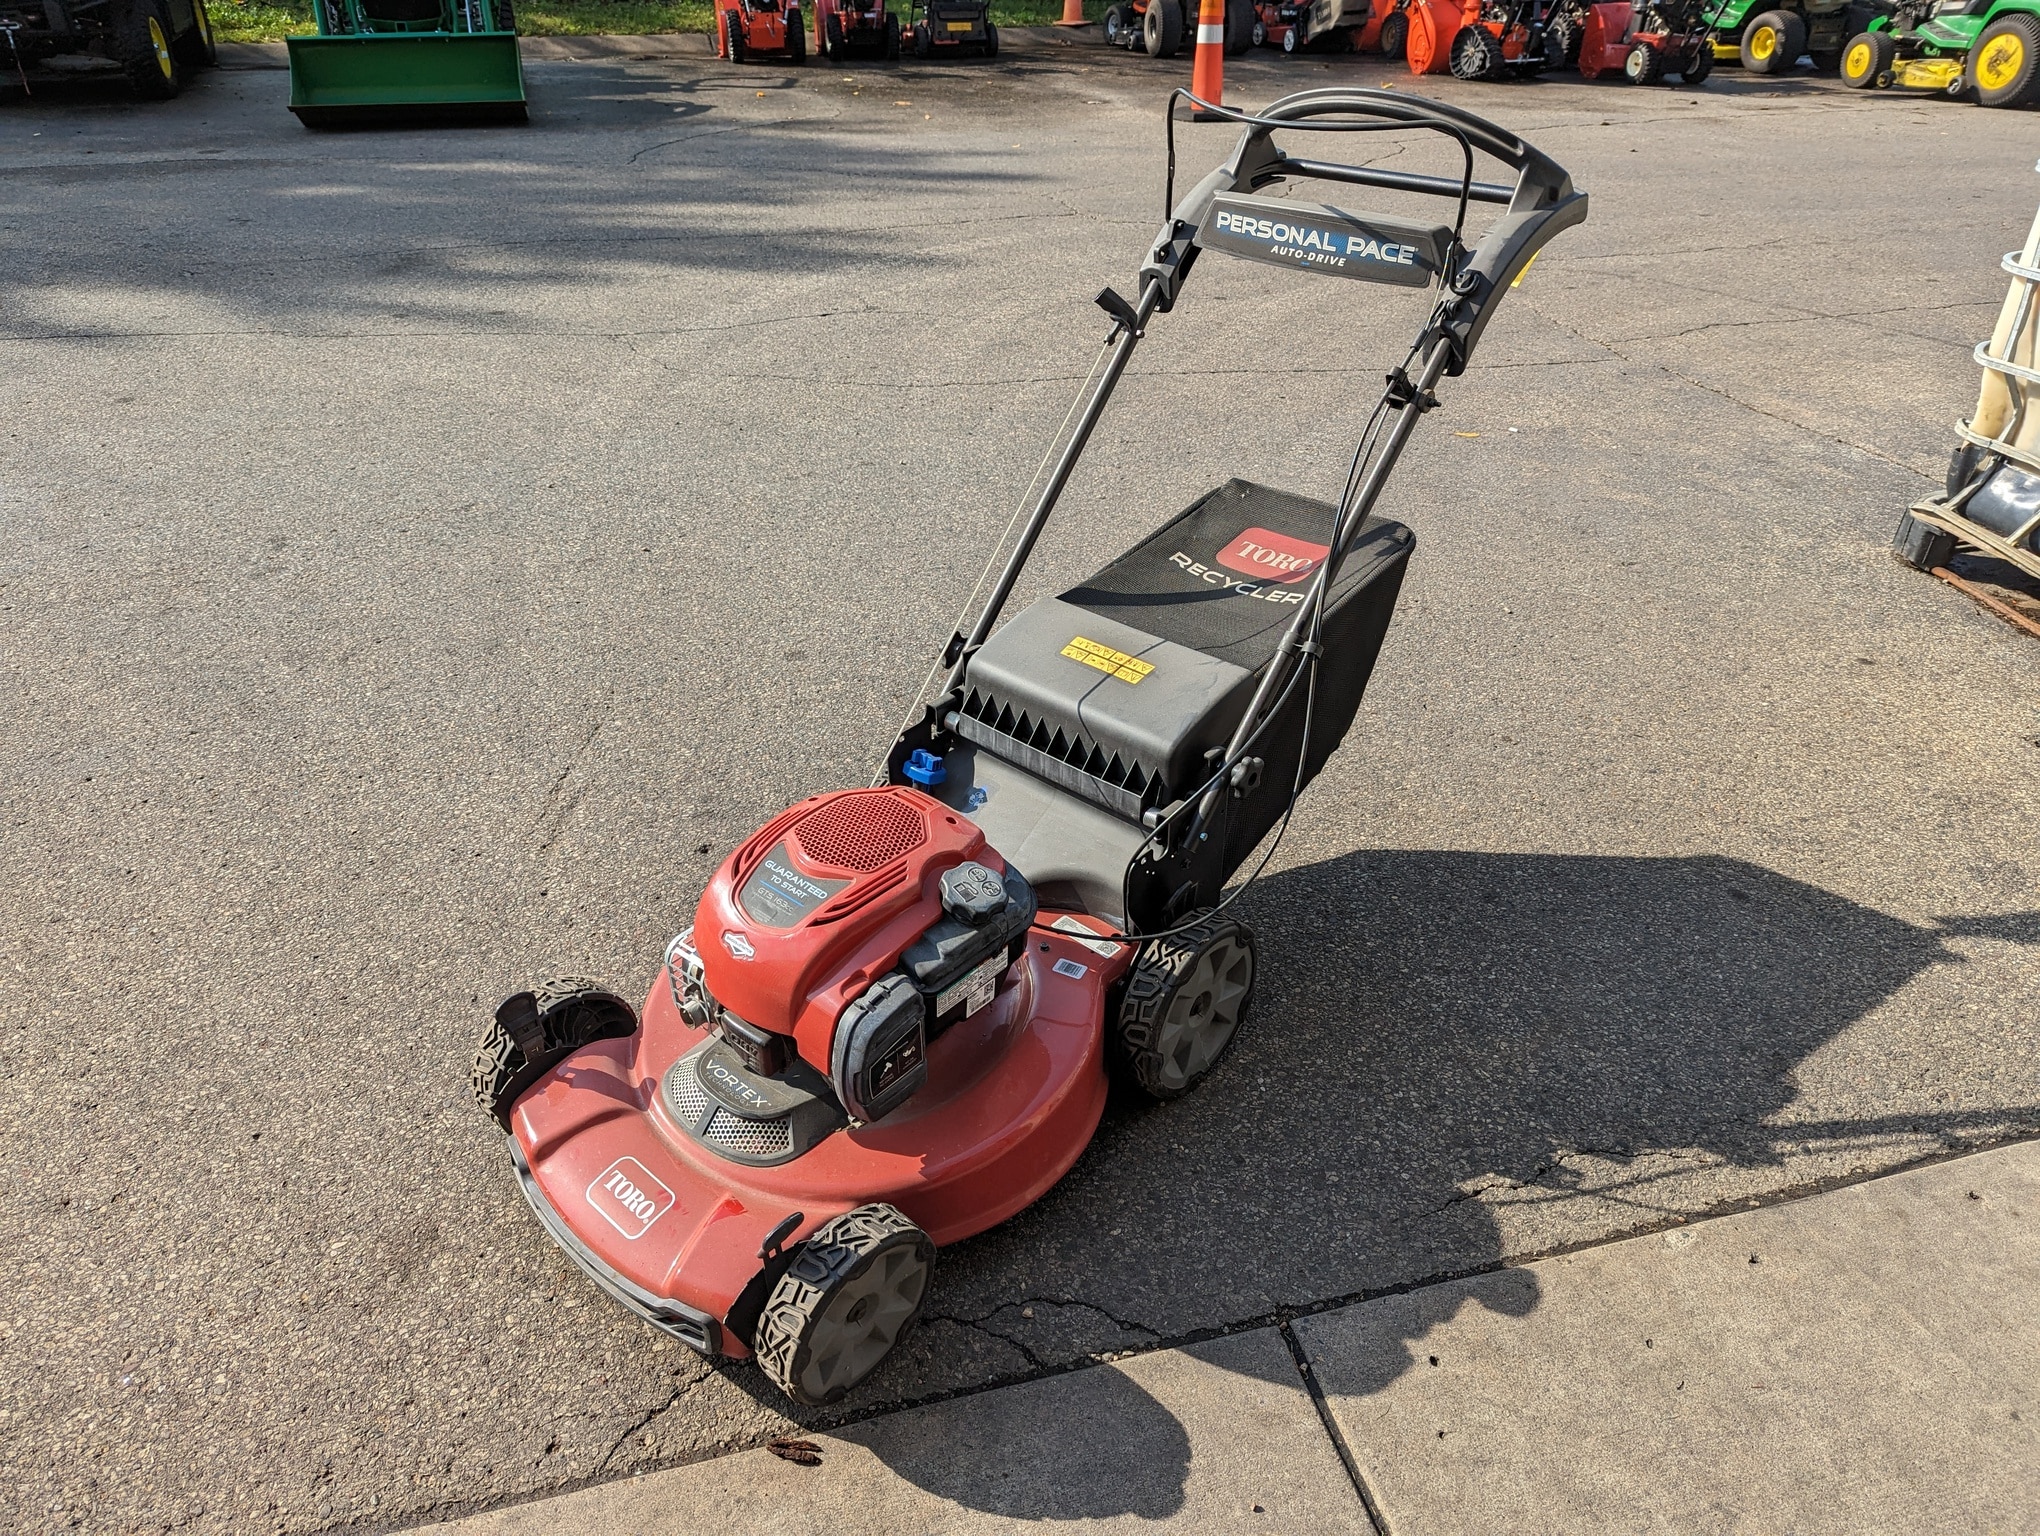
288;0;526;128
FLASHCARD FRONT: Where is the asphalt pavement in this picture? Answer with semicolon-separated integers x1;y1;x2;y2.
3;30;2038;1536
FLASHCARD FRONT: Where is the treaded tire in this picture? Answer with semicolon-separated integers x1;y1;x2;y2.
1144;0;1183;56
491;0;516;30
1103;2;1130;43
1972;14;2040;107
1546;11;1580;65
1449;24;1499;77
725;9;747;60
1740;8;1796;72
116;0;183;98
1892;510;1956;572
1840;28;1893;85
885;11;900;55
983;19;998;53
1625;38;1663;81
1115;911;1256;1101
1378;7;1406;57
1675;35;1712;80
755;1204;933;1406
788;7;806;60
472;978;638;1128
171;0;217;65
1224;0;1253;53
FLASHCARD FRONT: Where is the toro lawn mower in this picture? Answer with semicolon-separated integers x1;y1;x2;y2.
473;86;1586;1408
1251;0;1377;52
817;0;901;58
713;0;806;61
1841;0;2040;103
907;0;995;55
1104;0;1251;56
1567;0;1716;78
1402;0;1555;76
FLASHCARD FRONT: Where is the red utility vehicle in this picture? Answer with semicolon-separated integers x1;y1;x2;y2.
713;0;806;61
814;0;902;57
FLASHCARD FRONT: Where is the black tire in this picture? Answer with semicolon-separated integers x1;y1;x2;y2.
788;7;807;60
1546;11;1581;65
1840;28;1893;85
1224;0;1253;53
1449;22;1501;78
1377;7;1406;57
1972;14;2040;107
913;18;931;53
754;1204;933;1406
1144;0;1183;56
825;10;844;58
1114;912;1256;1100
983;19;997;53
725;9;747;59
171;0;217;65
472;978;638;1128
1281;21;1298;50
1624;37;1663;81
1892;510;1956;572
1739;8;1797;72
1675;34;1713;80
886;10;901;55
1946;441;1985;501
490;0;515;31
115;0;184;98
1103;1;1130;42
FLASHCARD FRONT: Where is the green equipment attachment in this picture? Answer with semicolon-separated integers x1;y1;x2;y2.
288;0;526;128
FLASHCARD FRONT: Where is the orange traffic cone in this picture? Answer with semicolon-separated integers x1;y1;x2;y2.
1054;0;1089;24
1190;0;1226;116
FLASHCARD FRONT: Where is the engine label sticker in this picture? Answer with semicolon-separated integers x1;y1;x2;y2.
1061;635;1155;685
1050;915;1125;957
1051;957;1089;980
936;955;1004;1020
586;1156;677;1241
1215;527;1328;586
739;842;849;928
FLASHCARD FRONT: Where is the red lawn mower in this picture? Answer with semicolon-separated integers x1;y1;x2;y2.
713;0;807;61
907;0;997;55
815;0;902;58
1250;0;1379;52
1403;0;1557;74
473;87;1586;1407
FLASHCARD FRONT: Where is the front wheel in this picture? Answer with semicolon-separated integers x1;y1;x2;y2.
472;979;639;1128
1674;34;1712;80
1892;509;1956;572
1624;37;1662;82
1223;0;1253;52
116;0;183;98
1449;22;1501;78
1972;14;2040;107
171;0;217;65
754;1205;934;1406
1740;8;1798;73
885;10;901;55
1115;913;1256;1100
982;19;997;52
1281;21;1298;50
1840;28;1892;85
788;7;806;59
1103;1;1129;42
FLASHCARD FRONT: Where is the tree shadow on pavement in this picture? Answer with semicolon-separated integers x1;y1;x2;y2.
722;849;2038;1518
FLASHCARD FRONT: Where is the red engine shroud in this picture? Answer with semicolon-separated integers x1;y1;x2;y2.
509;788;1132;1358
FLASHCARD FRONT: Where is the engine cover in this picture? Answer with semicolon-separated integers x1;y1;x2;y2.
693;786;1020;1081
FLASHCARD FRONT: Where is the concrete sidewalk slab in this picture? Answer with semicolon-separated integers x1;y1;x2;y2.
414;1327;1370;1535
1294;1141;2040;1536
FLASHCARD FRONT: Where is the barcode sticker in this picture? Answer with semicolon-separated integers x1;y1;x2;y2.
1052;957;1088;979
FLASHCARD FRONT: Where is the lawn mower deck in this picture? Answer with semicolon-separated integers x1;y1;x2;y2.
477;86;1587;1407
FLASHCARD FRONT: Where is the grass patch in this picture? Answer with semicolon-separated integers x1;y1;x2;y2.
211;0;1083;41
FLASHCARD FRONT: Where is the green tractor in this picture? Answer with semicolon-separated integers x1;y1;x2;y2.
1840;0;2040;104
1698;0;1880;71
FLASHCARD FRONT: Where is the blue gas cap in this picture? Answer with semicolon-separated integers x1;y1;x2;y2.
903;748;946;786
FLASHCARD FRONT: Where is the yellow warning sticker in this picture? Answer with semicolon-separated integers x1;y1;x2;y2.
1061;635;1154;685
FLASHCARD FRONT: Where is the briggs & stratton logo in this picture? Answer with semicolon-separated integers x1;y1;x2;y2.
1216;527;1329;585
722;930;756;960
585;1156;677;1240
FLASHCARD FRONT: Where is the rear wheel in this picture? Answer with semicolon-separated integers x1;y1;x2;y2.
1624;37;1663;81
171;0;217;65
472;979;639;1128
726;10;748;59
1223;0;1253;51
116;0;183;98
1115;913;1257;1100
983;19;997;52
754;1205;933;1406
1840;27;1890;84
1972;14;2040;107
788;7;806;59
825;10;845;58
1282;21;1298;49
886;11;901;55
1378;6;1406;56
1740;8;1797;72
1103;1;1130;42
1144;0;1183;55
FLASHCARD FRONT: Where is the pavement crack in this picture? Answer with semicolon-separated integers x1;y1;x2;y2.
594;1384;687;1474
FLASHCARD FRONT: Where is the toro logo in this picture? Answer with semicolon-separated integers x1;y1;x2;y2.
585;1157;677;1240
1215;527;1330;586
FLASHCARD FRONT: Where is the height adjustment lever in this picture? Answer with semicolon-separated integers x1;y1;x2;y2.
1385;367;1439;413
1095;286;1144;340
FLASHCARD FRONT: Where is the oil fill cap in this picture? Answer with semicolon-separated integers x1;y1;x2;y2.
940;862;1008;926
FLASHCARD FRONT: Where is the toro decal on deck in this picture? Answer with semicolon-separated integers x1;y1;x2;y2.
1165;526;1331;606
1197;194;1451;290
586;1157;677;1239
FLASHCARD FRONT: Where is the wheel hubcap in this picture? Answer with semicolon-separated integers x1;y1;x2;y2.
1151;936;1251;1092
1978;35;2022;89
1751;24;1774;58
1845;39;1868;74
149;15;172;75
796;1244;927;1403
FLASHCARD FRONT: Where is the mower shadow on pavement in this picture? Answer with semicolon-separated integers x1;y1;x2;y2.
695;850;2036;1519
